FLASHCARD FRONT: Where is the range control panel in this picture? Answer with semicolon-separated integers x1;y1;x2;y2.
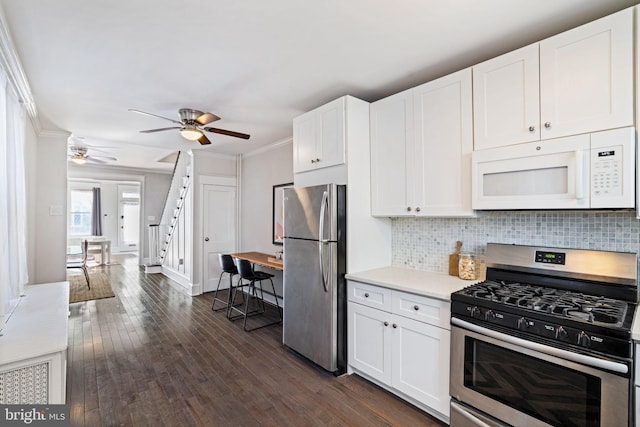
535;250;566;265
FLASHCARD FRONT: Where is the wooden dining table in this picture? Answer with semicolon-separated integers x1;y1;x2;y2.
231;251;284;271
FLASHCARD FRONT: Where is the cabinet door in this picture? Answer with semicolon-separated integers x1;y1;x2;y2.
413;68;474;216
293;110;317;173
370;89;413;216
348;302;392;384
473;44;540;150
392;316;450;417
540;7;633;139
316;97;345;170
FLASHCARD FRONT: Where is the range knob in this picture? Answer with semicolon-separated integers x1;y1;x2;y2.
484;310;496;321
517;317;530;330
470;306;482;319
577;331;591;347
555;326;568;340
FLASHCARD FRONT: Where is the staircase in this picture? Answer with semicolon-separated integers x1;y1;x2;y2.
146;151;192;272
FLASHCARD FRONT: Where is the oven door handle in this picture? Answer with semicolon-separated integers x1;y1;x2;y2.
451;317;628;375
450;401;494;427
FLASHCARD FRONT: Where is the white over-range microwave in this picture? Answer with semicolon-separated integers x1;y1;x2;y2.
471;126;635;210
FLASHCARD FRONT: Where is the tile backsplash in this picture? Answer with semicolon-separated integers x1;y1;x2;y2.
392;210;640;274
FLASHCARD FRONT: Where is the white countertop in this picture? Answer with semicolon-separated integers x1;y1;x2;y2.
346;266;473;301
0;282;69;366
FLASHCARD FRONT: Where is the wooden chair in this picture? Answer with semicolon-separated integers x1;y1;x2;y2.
66;240;91;289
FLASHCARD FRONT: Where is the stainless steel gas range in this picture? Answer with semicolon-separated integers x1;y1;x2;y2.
450;243;638;427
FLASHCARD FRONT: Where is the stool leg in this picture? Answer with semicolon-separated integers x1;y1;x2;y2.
211;271;227;311
268;278;282;320
242;280;256;331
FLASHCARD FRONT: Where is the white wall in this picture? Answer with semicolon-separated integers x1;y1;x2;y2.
240;139;293;300
34;131;69;284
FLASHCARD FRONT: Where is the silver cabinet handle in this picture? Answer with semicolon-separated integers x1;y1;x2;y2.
415;207;421;213
406;206;411;212
364;293;369;298
413;305;419;311
528;126;535;132
384;321;389;327
316;158;320;162
204;237;209;242
544;122;552;128
392;324;397;328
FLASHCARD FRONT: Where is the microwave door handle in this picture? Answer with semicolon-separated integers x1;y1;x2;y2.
318;190;329;292
575;150;585;200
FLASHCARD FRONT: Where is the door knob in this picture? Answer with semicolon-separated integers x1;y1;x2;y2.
204;237;209;242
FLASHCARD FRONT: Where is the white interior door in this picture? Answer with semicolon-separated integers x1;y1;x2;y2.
202;184;236;293
118;184;140;252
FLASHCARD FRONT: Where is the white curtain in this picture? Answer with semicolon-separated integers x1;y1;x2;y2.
0;67;28;329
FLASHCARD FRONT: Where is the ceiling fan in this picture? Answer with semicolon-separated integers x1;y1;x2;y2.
129;108;251;145
68;145;117;165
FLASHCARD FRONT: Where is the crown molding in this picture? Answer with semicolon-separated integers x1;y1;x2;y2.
242;136;292;159
0;4;39;128
38;129;71;139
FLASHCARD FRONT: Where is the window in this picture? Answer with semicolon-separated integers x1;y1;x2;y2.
68;189;93;235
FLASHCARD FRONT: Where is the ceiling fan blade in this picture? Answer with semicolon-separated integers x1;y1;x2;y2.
140;127;182;133
87;157;107;164
204;127;250;140
129;109;183;125
195;112;220;126
198;134;212;145
89;154;117;161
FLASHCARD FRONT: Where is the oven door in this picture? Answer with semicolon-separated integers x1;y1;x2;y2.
450;319;630;427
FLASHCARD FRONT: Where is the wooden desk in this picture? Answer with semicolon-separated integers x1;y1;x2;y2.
231;251;284;271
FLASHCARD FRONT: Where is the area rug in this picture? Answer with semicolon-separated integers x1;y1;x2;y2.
68;272;115;303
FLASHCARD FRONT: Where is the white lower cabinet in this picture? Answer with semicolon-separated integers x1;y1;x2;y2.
347;280;450;423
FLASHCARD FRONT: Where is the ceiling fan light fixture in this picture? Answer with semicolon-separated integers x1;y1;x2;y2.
179;125;203;141
71;156;87;165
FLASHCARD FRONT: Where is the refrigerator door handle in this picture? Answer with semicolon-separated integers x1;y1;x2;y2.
318;190;329;292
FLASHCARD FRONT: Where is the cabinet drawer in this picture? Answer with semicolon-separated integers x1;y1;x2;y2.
392;291;450;329
347;281;392;311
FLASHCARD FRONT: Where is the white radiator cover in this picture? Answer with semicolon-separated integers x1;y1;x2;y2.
0;362;49;404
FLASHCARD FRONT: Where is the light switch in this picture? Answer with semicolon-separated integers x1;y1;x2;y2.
49;205;63;216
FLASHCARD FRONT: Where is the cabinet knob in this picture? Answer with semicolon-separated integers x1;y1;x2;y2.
406;206;412;212
364;293;369;298
544;122;552;129
415;207;421;213
384;321;389;327
316;158;320;162
528;126;535;132
392;324;398;329
413;305;420;311
311;159;316;163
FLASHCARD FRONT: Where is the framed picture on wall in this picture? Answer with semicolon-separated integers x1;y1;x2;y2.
272;182;293;245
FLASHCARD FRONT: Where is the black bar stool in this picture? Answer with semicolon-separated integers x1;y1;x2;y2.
229;258;282;331
211;254;239;316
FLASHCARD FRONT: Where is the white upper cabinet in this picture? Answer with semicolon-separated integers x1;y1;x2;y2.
293;97;345;173
473;7;633;150
540;8;633;139
370;89;414;216
370;69;474;217
473;44;540;150
414;68;474;217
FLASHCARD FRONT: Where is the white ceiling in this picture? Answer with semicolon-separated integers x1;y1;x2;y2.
0;0;637;171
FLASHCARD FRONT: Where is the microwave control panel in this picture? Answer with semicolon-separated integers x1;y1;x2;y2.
591;145;622;198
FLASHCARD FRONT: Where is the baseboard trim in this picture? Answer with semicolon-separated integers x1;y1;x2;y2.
160;267;198;296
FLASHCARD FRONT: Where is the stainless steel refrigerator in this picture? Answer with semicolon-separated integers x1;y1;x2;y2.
282;183;346;374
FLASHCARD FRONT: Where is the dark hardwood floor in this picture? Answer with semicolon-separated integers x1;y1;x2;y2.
67;254;446;426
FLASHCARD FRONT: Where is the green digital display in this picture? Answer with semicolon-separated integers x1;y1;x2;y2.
535;250;565;265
